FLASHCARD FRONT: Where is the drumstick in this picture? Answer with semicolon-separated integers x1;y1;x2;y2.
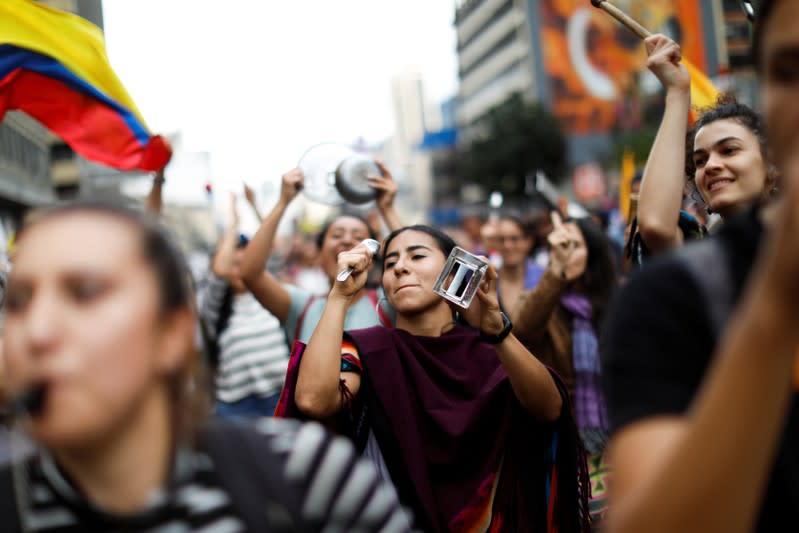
590;0;652;39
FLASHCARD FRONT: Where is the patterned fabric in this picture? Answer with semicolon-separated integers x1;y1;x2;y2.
341;339;359;357
560;294;609;455
341;340;362;373
5;419;412;532
273;342;363;421
587;452;610;531
341;356;362;374
197;274;290;403
447;471;502;533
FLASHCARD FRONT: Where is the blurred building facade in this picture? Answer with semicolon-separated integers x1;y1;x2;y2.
382;66;438;225
0;0;105;249
418;97;461;225
39;0;106;200
0;1;218;255
0;112;54;248
455;0;539;131
378;65;467;225
716;0;758;103
119;133;217;251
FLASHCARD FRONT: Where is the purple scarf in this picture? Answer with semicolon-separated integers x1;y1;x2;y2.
560;294;609;454
275;324;591;532
347;324;591;533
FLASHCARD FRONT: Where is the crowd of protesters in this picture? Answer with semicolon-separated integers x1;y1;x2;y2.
0;0;797;530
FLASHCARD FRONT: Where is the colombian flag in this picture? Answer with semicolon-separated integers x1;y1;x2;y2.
0;0;171;171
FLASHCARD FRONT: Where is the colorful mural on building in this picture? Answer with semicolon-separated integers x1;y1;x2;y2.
539;0;707;134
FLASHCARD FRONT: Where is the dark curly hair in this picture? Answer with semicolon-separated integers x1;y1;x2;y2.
684;93;777;207
573;218;617;329
381;225;456;273
684;93;768;179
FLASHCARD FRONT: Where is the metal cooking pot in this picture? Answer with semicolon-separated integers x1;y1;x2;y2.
297;143;379;206
334;155;379;204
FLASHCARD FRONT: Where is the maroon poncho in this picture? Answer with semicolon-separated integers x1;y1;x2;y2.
277;324;590;532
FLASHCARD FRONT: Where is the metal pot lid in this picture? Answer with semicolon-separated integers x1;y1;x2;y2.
297;143;353;206
335;155;378;205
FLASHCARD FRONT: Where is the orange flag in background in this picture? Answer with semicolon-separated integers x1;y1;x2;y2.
684;58;720;122
619;147;635;222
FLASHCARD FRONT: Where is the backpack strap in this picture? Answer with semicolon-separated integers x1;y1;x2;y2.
200;421;306;533
293;294;318;343
675;238;734;338
367;289;392;328
294;291;390;345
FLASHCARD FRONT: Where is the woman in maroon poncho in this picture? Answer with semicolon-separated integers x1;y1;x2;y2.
289;225;590;533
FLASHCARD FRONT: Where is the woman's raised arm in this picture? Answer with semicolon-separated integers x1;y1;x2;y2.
239;169;303;323
462;264;563;421
294;242;374;419
637;34;692;252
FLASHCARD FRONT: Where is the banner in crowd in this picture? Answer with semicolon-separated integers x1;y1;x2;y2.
0;0;171;171
539;0;709;134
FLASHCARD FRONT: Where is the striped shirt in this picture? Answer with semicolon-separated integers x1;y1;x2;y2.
5;419;412;532
199;274;290;403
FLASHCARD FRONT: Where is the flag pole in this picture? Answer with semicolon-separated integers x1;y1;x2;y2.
590;0;651;39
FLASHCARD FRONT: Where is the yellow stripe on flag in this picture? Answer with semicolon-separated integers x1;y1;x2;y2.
0;0;149;129
620;148;635;223
683;58;720;112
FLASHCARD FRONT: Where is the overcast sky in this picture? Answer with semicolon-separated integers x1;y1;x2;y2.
102;1;459;199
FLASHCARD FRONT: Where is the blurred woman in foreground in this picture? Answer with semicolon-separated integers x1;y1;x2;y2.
0;202;408;532
602;2;799;531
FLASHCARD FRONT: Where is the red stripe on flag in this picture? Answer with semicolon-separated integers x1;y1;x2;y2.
0;68;170;171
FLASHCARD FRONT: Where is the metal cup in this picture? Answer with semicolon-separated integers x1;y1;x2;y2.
433;247;488;308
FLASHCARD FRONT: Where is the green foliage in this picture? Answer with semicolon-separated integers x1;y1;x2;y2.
607;126;658;170
457;93;568;197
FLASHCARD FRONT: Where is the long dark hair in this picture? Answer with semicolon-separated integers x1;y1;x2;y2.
381;225;458;327
574;218;617;328
205;235;250;367
381;225;456;273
